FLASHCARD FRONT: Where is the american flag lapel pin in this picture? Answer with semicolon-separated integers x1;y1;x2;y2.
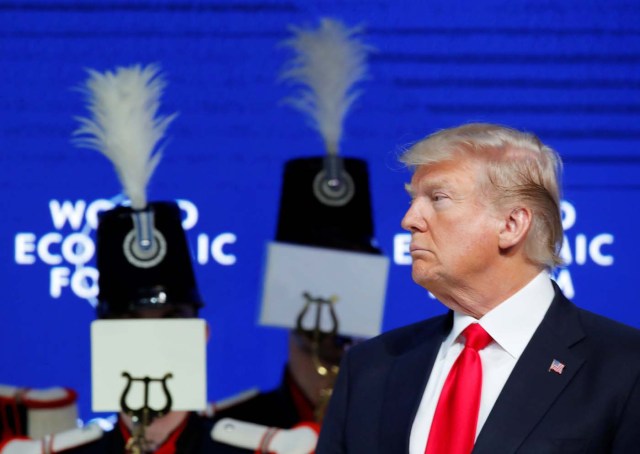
548;359;565;375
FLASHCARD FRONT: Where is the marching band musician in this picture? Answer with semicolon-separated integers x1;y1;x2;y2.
72;64;218;453
0;64;217;454
209;19;390;453
209;156;389;441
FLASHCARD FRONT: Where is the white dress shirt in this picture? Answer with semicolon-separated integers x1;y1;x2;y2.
409;272;555;454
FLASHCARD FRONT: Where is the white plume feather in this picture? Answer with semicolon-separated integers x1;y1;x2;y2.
73;64;177;210
280;18;370;155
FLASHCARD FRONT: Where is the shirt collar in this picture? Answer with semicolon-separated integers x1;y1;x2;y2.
446;271;555;359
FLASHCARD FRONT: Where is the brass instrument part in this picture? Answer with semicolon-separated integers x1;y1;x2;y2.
295;292;341;422
120;372;173;453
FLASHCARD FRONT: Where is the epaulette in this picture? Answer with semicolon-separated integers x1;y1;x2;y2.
211;418;319;454
0;424;102;454
0;385;78;439
200;388;260;418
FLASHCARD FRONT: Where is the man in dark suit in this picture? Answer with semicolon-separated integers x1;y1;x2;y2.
317;123;640;454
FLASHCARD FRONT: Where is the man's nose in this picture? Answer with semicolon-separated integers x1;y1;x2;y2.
401;202;424;232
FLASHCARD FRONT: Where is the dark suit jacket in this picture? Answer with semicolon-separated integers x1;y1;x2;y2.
317;284;640;453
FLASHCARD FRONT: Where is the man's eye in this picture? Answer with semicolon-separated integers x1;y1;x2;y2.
432;194;446;202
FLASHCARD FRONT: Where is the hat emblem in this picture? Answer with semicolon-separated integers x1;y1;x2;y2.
313;169;355;207
122;227;167;268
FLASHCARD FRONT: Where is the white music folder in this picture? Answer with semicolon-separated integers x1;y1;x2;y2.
91;319;207;413
259;242;390;339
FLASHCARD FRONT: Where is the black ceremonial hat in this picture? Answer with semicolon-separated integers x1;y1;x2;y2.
96;201;203;317
275;156;380;254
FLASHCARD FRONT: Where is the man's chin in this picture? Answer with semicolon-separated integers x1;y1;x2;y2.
412;271;437;288
413;265;450;289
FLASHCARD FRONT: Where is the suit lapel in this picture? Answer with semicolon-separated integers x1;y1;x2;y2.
379;314;451;453
473;286;586;454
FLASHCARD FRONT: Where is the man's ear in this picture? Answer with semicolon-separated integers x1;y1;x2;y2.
498;207;532;249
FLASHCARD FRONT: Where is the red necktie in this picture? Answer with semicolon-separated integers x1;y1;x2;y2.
425;323;493;454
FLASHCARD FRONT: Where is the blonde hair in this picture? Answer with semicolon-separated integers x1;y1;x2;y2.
400;123;563;269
